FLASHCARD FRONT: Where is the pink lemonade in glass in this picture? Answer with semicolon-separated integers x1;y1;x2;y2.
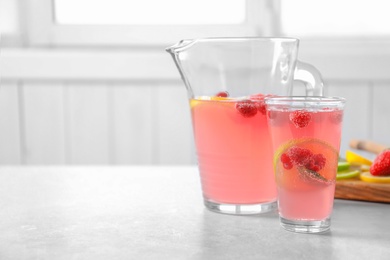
190;93;277;213
265;96;345;233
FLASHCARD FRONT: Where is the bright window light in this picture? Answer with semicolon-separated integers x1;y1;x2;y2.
281;0;390;36
54;0;246;25
0;0;19;34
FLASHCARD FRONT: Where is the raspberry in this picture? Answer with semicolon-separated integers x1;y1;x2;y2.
290;110;311;128
287;147;313;166
235;100;258;118
215;91;229;97
283;146;327;172
249;94;275;116
249;93;265;99
305;153;326;172
281;153;293;170
256;101;266;115
370;150;390;176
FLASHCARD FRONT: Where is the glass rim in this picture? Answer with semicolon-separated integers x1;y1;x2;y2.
190;36;298;42
265;96;345;104
166;37;299;53
264;96;346;109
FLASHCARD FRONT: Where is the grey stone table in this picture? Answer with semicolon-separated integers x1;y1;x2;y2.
0;166;389;259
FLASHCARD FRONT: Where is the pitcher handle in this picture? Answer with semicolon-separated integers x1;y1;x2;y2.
294;61;324;96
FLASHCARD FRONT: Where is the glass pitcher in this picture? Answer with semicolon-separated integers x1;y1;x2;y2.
166;37;324;215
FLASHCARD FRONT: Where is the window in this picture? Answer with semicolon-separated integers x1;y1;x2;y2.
0;0;20;45
9;0;390;81
54;0;246;25
272;0;390;83
280;0;390;37
23;0;273;47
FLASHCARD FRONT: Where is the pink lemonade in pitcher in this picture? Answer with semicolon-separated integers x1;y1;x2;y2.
190;93;277;205
267;104;343;220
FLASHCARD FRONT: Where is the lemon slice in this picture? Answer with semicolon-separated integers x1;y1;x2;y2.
360;164;371;172
210;96;232;101
190;96;233;107
274;138;338;170
336;170;360;180
345;150;372;166
360;172;390;183
273;138;338;187
189;99;200;108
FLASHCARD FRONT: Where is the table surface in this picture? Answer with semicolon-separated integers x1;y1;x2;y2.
0;166;389;260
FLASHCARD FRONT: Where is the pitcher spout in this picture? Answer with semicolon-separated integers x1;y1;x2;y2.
165;39;197;54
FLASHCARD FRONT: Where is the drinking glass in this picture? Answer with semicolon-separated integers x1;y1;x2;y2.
265;96;345;232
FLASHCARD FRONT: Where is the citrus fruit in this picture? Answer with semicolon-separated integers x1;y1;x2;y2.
360;172;390;183
337;161;350;171
211;96;231;101
345;150;372;166
336;170;360;180
190;99;200;108
190;96;231;108
273;138;338;188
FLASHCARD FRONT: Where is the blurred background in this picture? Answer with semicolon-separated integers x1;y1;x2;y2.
0;0;389;165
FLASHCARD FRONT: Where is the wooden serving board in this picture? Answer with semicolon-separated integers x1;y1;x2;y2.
335;178;390;203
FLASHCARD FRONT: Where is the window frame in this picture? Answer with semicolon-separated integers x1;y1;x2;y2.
272;0;390;83
8;0;390;83
293;38;390;82
22;0;277;47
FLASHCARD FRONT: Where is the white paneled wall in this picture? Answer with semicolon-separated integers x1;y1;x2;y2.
372;83;390;144
1;48;390;165
0;80;194;165
0;81;21;163
327;82;373;159
2;1;390;165
1;79;389;165
327;81;390;160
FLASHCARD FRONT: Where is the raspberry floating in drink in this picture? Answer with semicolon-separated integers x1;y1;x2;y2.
281;153;293;170
287;147;314;167
305;153;326;172
248;93;270;115
215;91;229;97
280;145;327;176
290;110;311;128
274;138;337;187
235;100;258;118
